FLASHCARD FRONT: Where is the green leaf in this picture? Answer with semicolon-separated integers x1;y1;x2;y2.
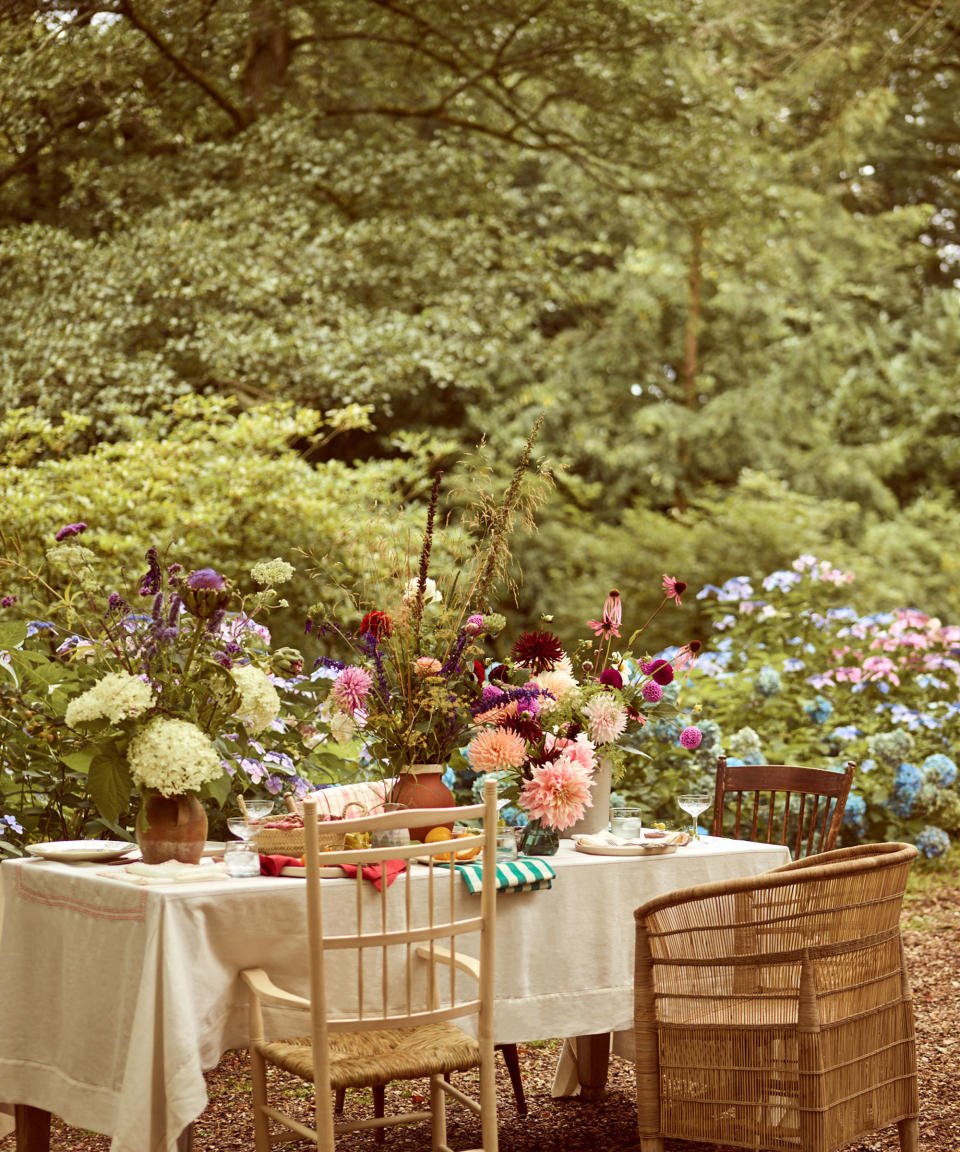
201;769;233;808
88;746;134;826
0;622;28;649
61;749;96;775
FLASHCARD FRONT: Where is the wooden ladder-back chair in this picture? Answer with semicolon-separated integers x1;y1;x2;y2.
634;841;920;1152
241;777;500;1152
712;756;856;857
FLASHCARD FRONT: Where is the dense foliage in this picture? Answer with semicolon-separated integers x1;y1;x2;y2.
1;3;958;861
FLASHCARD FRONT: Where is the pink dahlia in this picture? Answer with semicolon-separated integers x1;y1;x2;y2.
641;680;663;703
466;727;528;773
414;656;443;676
519;759;594;831
581;693;628;744
331;666;373;715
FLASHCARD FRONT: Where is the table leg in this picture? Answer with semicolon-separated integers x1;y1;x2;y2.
575;1033;610;1101
14;1105;50;1152
177;1121;194;1151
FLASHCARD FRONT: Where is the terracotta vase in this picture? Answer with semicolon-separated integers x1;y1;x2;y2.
135;792;208;865
562;751;613;838
389;764;456;842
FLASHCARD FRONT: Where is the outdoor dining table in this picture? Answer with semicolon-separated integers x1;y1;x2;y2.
0;835;790;1152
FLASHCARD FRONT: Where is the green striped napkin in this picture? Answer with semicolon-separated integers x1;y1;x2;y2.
453;857;555;895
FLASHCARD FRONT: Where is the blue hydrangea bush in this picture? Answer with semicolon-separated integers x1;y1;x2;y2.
691;556;960;862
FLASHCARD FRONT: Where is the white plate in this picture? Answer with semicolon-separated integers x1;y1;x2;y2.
25;840;138;863
574;840;678;857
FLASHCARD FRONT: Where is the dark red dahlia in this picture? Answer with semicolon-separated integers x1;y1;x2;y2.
510;629;564;674
359;610;392;639
473;659;486;686
648;658;675;686
502;716;544;745
598;668;623;689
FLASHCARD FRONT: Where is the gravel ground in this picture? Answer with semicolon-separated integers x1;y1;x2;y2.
4;873;957;1152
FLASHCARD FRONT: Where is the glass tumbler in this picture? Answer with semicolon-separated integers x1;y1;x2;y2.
609;808;643;839
223;840;261;877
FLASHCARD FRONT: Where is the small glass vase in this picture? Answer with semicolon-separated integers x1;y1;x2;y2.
517;818;560;857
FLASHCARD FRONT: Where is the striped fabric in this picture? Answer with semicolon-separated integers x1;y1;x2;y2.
297;779;395;819
453;857;556;895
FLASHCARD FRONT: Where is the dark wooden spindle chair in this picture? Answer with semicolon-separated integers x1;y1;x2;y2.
712;755;856;858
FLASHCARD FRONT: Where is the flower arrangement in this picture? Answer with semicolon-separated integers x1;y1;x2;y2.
0;524;325;843
456;580;704;831
305;429;552;787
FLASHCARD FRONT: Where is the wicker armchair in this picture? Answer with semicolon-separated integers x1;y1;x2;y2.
241;778;500;1152
712;756;856;858
634;842;919;1152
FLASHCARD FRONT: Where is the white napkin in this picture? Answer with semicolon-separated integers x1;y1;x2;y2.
98;860;230;885
574;829;688;849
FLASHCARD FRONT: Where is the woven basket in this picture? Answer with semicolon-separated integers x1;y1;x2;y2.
253;822;346;857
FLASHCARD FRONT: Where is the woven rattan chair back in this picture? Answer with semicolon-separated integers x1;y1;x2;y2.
712;756;855;857
634;841;919;1152
241;776;500;1152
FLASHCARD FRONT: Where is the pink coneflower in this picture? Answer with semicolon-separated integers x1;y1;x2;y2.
588;588;622;639
519;759;594;831
662;575;686;605
581;693;628;744
679;726;702;749
673;641;702;671
331;666;373;714
466;727;528;773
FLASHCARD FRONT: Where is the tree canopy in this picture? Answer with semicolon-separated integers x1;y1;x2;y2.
1;0;959;645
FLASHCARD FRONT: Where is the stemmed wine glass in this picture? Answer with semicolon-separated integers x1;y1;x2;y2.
226;814;256;842
677;793;712;840
226;799;274;842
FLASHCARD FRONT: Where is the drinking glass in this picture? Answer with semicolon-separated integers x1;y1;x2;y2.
243;799;274;822
609;808;643;839
226;815;255;841
677;793;712;840
223;840;261;877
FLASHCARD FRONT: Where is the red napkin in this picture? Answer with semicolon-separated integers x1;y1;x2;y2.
259;854;302;876
339;860;407;890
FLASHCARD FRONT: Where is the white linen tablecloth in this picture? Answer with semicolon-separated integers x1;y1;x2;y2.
0;836;789;1152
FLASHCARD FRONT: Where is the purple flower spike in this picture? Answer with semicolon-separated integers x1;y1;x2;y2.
55;522;87;542
1;595;17;608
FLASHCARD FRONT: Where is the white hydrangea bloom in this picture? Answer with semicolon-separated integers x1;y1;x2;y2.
65;672;154;727
229;663;281;734
250;558;295;586
127;717;223;796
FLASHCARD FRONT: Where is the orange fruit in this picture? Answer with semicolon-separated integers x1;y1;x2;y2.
454;831;481;861
424;826;454;843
